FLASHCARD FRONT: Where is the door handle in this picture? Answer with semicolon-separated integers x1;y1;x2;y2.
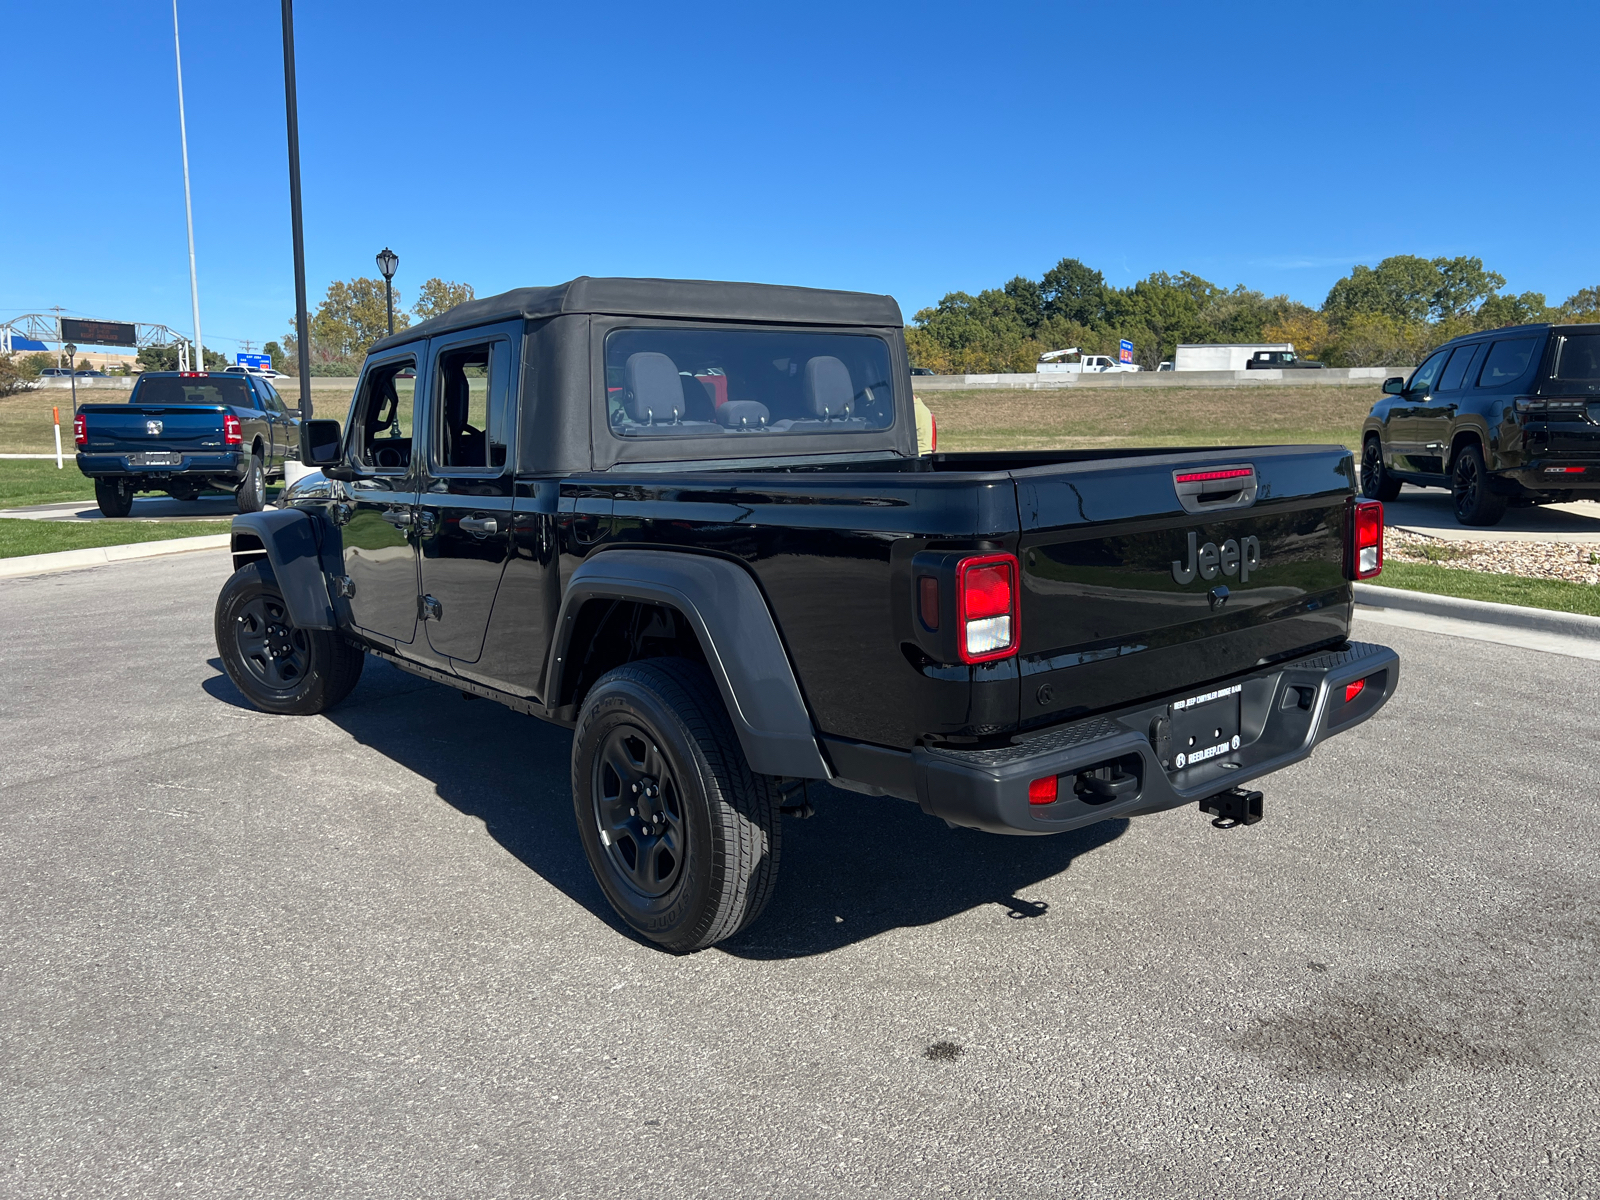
381;509;413;528
459;516;498;535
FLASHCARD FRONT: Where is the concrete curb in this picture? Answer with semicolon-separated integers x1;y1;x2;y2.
1354;582;1600;642
0;534;231;580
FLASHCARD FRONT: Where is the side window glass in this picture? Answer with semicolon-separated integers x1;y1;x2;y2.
1408;350;1450;394
349;357;417;473
434;343;502;472
1477;337;1539;388
1437;345;1475;392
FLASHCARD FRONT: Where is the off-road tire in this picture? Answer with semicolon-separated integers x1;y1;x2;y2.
94;477;134;518
236;454;266;514
1361;436;1401;502
1451;443;1507;527
214;560;364;715
572;659;782;953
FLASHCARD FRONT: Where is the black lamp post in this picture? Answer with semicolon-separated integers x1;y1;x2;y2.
376;247;399;337
64;342;77;412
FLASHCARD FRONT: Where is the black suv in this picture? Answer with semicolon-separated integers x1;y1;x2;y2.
1360;323;1600;524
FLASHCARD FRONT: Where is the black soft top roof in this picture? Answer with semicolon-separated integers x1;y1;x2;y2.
370;276;903;353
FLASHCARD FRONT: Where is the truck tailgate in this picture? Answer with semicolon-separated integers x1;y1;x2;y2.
78;404;229;453
1015;445;1355;727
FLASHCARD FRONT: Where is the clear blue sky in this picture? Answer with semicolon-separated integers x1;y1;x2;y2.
4;0;1596;353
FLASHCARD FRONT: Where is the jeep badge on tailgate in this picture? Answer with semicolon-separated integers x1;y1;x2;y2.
1172;531;1262;584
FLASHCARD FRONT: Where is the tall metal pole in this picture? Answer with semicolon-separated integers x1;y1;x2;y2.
281;0;313;441
172;1;203;370
384;277;394;337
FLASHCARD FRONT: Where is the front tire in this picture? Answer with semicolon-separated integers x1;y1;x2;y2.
214;560;365;715
1361;436;1401;502
236;454;266;514
1451;443;1507;526
94;478;134;518
572;659;782;953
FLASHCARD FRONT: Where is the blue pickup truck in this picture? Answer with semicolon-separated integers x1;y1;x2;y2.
74;371;300;516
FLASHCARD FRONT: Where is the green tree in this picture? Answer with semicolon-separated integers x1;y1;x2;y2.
1040;258;1107;326
1476;291;1551;328
1324;255;1505;324
263;341;283;364
288;277;410;362
1559;286;1600;320
413;278;476;321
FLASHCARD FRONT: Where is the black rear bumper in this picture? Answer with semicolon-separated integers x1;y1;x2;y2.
891;640;1397;835
77;452;245;482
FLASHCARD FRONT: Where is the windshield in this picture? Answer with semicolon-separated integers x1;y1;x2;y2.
1545;333;1600;393
605;329;895;439
131;375;253;405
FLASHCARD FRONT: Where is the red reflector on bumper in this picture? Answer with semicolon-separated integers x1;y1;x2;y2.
1028;776;1058;805
1345;679;1366;703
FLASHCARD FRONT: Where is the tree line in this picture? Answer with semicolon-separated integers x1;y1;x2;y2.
279;276;476;375
904;256;1600;373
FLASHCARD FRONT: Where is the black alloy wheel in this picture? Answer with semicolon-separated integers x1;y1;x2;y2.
571;659;782;953
1361;437;1401;502
233;592;312;694
1451;443;1507;526
214;560;365;715
592;726;686;898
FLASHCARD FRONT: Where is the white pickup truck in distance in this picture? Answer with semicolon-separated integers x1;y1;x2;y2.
1037;348;1141;374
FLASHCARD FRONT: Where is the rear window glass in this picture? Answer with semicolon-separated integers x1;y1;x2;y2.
1546;333;1600;393
1437;345;1477;391
604;329;895;440
1476;337;1538;388
131;375;253;405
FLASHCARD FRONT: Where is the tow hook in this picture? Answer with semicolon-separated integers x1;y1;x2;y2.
1201;787;1263;828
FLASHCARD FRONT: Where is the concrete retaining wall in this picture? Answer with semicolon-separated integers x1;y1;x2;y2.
910;367;1410;391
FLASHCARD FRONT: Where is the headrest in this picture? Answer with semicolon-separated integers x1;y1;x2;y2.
803;356;854;418
715;400;769;429
624;352;686;423
444;371;470;426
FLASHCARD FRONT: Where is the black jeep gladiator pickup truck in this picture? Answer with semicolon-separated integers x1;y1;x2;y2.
1361;322;1600;525
75;370;299;516
214;278;1398;952
1246;350;1324;369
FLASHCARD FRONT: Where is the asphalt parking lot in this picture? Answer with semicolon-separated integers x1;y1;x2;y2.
2;552;1596;1198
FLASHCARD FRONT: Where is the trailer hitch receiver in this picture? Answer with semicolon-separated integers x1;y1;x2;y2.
1201;787;1264;828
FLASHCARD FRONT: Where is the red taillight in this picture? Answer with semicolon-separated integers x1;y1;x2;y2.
1345;679;1366;703
1349;500;1383;580
929;411;938;452
223;414;242;445
956;553;1019;664
1028;775;1058;805
1174;467;1253;484
73;413;86;446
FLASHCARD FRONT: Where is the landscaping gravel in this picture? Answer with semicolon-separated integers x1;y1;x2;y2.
1387;527;1600;584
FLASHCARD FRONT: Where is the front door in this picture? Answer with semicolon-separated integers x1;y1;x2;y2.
1412;343;1480;476
1390;348;1451;473
338;350;424;645
415;324;519;663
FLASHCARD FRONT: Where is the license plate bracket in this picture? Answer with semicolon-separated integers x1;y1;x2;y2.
1170;683;1242;769
137;452;181;466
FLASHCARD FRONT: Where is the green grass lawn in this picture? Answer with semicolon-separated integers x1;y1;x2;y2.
926;385;1377;453
1373;561;1600;618
0;519;229;560
0;458;98;508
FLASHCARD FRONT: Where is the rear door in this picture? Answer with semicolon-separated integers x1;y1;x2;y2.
415;322;519;663
338;348;424;646
1014;447;1354;727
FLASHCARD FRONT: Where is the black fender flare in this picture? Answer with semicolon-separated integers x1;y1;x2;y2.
550;549;831;780
230;509;338;631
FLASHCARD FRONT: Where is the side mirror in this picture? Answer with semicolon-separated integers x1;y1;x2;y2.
1381;377;1405;395
302;419;345;466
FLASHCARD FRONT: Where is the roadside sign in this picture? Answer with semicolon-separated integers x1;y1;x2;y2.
60;318;137;347
1119;339;1134;364
236;352;271;370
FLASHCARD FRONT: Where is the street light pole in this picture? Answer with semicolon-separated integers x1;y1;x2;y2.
64;342;78;413
172;0;203;371
280;0;313;443
376;247;398;338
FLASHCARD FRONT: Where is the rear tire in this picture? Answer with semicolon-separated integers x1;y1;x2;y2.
572;659;782;953
1360;436;1401;502
214;560;365;715
236;454;266;514
1451;443;1507;526
94;478;134;518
